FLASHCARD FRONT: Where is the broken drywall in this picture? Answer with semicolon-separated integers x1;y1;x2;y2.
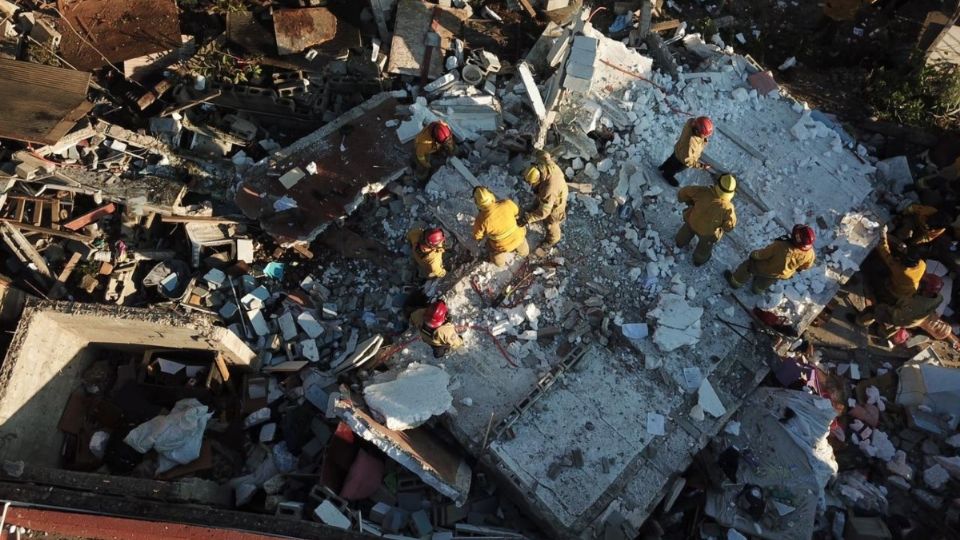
648;290;703;353
363;363;453;430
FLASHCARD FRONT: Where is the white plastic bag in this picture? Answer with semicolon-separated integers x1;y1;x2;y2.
124;398;212;473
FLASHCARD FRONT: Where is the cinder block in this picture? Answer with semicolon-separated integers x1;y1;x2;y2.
276;501;305;519
370;501;392;523
563;75;592;93
382;508;409;533
410;509;433;537
565;60;596;81
572;36;599;53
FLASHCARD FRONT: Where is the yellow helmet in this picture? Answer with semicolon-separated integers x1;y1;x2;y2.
473;186;495;207
715;173;737;200
524;166;542;185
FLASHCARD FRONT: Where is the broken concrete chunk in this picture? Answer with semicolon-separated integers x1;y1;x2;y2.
236;238;255;263
244;407;271;428
278;167;306;189
424;71;458;94
648;292;703;352
517;62;546;120
301;338;320;362
248;309;270;336
313;500;351;529
278;311;298;341
697;379;726;418
297;312;325;338
241;286;269;310
363;363;452;431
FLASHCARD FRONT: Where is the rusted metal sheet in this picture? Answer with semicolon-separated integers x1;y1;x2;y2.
235;93;409;246
55;0;181;71
0;58;91;145
273;7;339;55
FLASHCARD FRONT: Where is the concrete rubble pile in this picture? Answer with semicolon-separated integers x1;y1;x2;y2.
0;0;957;538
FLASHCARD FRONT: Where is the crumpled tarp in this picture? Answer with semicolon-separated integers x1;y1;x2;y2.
124;398;212;473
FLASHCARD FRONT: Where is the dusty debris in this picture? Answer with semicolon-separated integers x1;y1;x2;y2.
0;1;954;539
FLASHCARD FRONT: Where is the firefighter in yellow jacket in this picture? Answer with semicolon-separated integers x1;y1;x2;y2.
414;121;456;179
676;174;737;266
472;186;529;267
659;116;713;187
519;151;569;249
876;228;925;304
407;227;446;279
726;225;817;294
410;301;464;358
894;203;951;246
857;274;944;337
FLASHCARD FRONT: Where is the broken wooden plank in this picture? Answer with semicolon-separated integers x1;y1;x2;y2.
161;214;249;225
449;157;480;187
62;203;117;231
49;251;82;300
518;0;537;18
160;90;222;118
650;19;681;33
0;219;95;242
0;221;53;280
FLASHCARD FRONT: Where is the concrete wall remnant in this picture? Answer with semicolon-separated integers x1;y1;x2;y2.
0;301;257;466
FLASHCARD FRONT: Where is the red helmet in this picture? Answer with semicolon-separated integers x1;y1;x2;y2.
424;228;445;247
425;301;448;329
921;274;944;296
791;224;815;249
693;116;714;137
431;121;452;143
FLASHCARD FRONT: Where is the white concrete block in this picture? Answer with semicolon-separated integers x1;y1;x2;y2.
248;309;269;336
301;339;320;362
278;311;298;341
297;312;324;338
278;167;306;189
697;379;726;418
314;500;351;529
518;62;546;120
236;238;255;263
424;71;457;93
563;74;592;93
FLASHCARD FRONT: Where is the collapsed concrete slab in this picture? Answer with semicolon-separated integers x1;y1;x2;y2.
375;30;881;539
333;392;472;504
236;92;409;246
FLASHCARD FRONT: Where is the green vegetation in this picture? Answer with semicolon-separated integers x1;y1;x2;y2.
186;45;263;85
867;62;960;130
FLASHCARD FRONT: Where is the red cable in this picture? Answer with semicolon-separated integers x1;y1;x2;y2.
375;326;518;368
465;325;519;368
587;6;606;22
